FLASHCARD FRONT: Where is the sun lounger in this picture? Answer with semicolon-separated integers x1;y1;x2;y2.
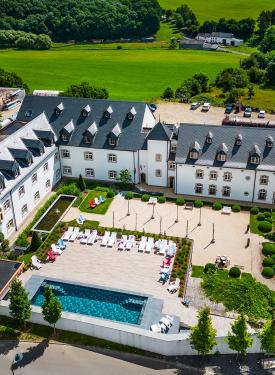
148;197;157;205
99;195;105;203
222;206;232;215
94;197;100;205
58;239;66;250
80;229;91;244
87;230;98;245
145;237;154;253
125;235;135;251
89;199;96;208
167;278;180;293
107;232;117;247
31;255;42;269
138;236;147;252
167;243;176;257
150;322;167;333
101;231;110;246
69;227;80;242
62;226;74;241
51;243;63;255
118;235;127;250
77;215;86;225
47;250;56;262
159;315;174;328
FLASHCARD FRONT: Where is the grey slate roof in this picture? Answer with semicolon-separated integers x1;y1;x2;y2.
176;124;275;171
212;32;234;38
16;96;149;151
147;122;173;141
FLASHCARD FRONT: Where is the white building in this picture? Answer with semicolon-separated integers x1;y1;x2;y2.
196;32;243;46
1;96;274;239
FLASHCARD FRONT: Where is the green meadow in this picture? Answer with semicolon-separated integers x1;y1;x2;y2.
158;0;274;21
0;47;241;101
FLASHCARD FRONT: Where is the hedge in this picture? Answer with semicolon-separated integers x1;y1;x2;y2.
194;200;203;208
258;221;272;233
261;267;274;278
264;211;272;218
250;207;259;215
176;198;185;206
141;194;150;202
257;213;265;221
262;257;274;267
212;202;222;211
262;242;275;256
157;196;166;203
204;263;216;274
107;190;115;198
125;192;133;200
229;267;241;278
232;204;241;212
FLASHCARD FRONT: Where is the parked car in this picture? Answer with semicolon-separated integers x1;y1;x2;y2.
202;102;211;111
244;107;252;117
225;105;233;114
190;102;200;110
149;103;157;112
258;110;266;118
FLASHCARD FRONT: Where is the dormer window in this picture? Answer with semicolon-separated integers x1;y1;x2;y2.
27;156;33;166
109;138;116;146
216;152;227;162
235;134;242;146
249;144;261;164
0;179;5;192
82;104;91;117
84;122;97;144
84;135;92;144
60;120;74;142
250;155;260;164
189;151;199;159
128;106;137;120
105;105;113;118
55;102;64;115
266;136;273;148
205;132;213;144
14;168;20;178
62;134;69;142
216;143;228;162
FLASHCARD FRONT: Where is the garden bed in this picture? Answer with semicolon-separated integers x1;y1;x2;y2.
79;190;114;215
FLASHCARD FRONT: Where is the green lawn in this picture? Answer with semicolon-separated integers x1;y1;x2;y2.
158;0;275;22
18;251;36;264
0;47;241;101
79;191;113;214
250;212;275;236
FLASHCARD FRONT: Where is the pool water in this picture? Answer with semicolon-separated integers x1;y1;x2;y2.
32;280;147;325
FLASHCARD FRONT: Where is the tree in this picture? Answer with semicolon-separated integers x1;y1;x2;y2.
247;84;255;99
0;68;29;93
9;279;31;328
257;10;273;38
35;34;52;50
260;26;275;53
0;231;10;254
247;67;266;84
227;314;253;356
266;58;275;85
193;73;209;92
162;87;174;99
226;88;244;104
258;317;275;353
78;174;86;191
15;35;35;49
42;286;62;335
190;307;217;355
61;81;109;99
118;169;132;186
30;231;42;251
169;38;177;49
215;68;248;92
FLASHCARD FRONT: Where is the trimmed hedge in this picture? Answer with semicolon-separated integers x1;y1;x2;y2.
125;192;133;200
258;221;272;233
176;198;185;206
262;242;275;256
212;202;222;211
194;200;203;208
158;196;166;204
265;232;275;241
141;194;150;202
107;190;115;198
250;207;259;215
204;263;216;274
262;257;274;267
257;213;265;221
264;211;272;218
232;204;241;212
229;267;241;278
261;267;274;278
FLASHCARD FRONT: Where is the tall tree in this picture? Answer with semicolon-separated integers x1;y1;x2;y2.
190;307;217;355
258;318;275;353
78;174;86;192
9;279;31;328
61;81;109;99
118;169;132;186
227;314;253;356
30;231;42;251
0;68;29;92
260;26;275;53
247;84;255;99
193;73;209;92
42;286;62;335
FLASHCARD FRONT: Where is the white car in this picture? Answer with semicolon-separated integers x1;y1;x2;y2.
258;110;265;118
202;102;211;111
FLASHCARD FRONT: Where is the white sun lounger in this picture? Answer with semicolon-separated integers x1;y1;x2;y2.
31;255;42;270
138;236;147;252
94;197;100;205
125;235;135;251
62;226;74;241
80;229;91;244
69;227;80;242
101;231;110;246
51;243;63;255
107;232;117;247
145;237;154;253
159;239;168;256
159;315;174;328
118;235;127;250
150;322;167;333
87;230;98;245
167;278;180;293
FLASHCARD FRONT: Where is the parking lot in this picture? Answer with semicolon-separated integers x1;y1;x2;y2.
155;102;275;126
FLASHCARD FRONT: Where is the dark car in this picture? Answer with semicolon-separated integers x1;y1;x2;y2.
149;103;157;112
225;105;233;114
244;107;252;117
190;102;200;110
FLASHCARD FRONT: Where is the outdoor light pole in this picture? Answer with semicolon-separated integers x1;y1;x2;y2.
127;199;130;216
175;205;179;223
160;216;162;234
151;203;155;220
112;211;115;228
135;213;137;231
186;219;189;238
198;207;202;226
211;223;215;243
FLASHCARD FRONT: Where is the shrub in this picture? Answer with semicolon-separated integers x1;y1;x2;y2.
117;45;122;50
265;217;273;223
78;174;86;191
176;198;185;206
58;183;80;196
257;213;265;221
29;231;42;251
271;254;275;262
204;263;216;274
232;204;241;212
125;192;133;200
265;232;275;241
94;186;110;192
262;243;275;256
250;207;259;215
262;257;274;267
107;190;115;198
273;264;275;272
194;200;203;208
141;194;150;202
264;211;272;218
158;196;166;203
258;221;272;233
261;267;274;278
212;202;222;211
229;267;241;278
15;233;29;247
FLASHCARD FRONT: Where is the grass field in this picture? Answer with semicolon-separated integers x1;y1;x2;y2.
79;190;113;214
0;47;241;101
158;0;274;21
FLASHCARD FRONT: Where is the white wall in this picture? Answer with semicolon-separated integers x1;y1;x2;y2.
142;106;156;129
147;140;168;187
254;170;275;204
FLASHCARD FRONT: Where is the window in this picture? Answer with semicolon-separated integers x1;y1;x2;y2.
222;186;231;197
56;169;61;179
108;154;117;163
3;199;10;212
108;170;117;179
85;168;94;177
18;185;25;198
54;152;59;162
25;110;33;117
195;183;203;194
196;169;204;179
0;181;4;192
61;149;70;158
109;138;116;146
209;185;217;195
216;153;226;162
155;154;162;162
258;189;267;200
250;155;260;164
206;137;212;144
223;172;232;181
171;144;177;153
34;191;40;202
84;152;93;160
43;163;49;173
62;134;69;142
155;169;162;177
21;204;28;217
63;166;72;175
84;135;92;144
260;175;269;185
14;169;19;178
168;162;176;170
209;171;217;180
6;219;14;232
45;179;51;190
245;176;251;180
189;151;199;160
32;173;38;185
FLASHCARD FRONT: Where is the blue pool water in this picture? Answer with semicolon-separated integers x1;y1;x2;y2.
31;280;147;325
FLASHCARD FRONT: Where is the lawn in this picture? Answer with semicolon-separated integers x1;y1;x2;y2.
158;0;275;22
79;191;113;214
0;47;241;101
250;212;275;236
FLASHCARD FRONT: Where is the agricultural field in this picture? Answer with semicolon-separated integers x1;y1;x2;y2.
158;0;274;21
0;47;241;101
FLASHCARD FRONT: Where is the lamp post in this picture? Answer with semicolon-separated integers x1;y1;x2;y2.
186;219;189;238
151;203;155;219
175;205;179;223
198;207;202;226
211;223;215;243
126;198;130;216
135;212;137;231
160;216;162;234
112;211;115;228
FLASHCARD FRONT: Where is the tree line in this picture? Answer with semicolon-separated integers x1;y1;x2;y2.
0;0;161;42
0;30;52;50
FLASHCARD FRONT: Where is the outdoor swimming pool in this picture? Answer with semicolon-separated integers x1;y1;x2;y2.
31;280;147;325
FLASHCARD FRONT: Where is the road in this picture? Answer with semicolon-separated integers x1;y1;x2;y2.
0;341;270;375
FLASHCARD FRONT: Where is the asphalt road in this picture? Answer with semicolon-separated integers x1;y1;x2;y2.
0;341;271;375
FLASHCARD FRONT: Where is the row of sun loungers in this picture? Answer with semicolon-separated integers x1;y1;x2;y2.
150;315;174;333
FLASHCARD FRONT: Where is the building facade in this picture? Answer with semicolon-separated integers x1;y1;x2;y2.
196;32;243;46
